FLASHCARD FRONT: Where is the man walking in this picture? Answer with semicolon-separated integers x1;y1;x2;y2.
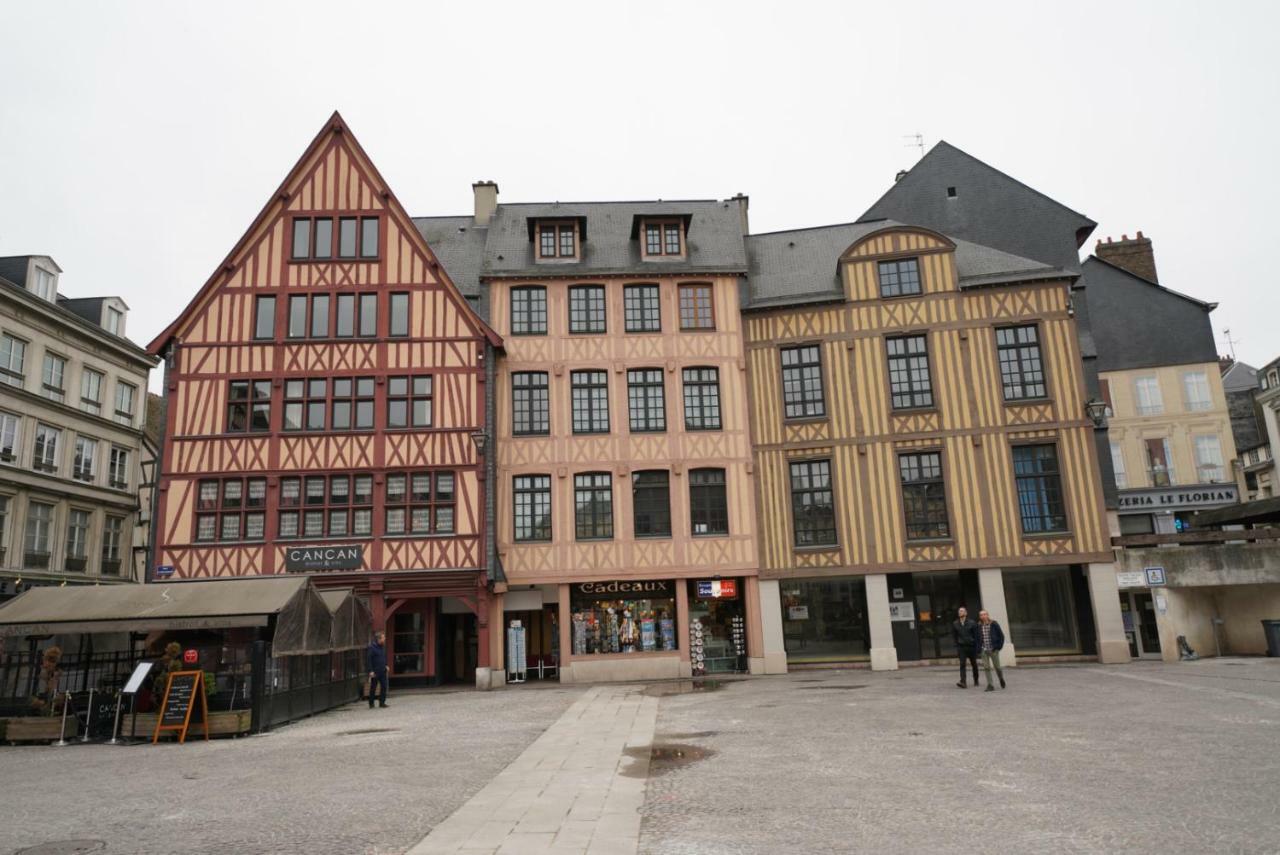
368;630;389;709
952;607;979;688
977;610;1007;692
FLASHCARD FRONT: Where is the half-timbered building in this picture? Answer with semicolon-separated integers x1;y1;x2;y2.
147;114;502;687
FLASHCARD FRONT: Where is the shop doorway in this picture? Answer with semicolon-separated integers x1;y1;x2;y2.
1119;591;1162;658
688;579;747;674
505;605;560;680
437;613;477;684
913;571;975;660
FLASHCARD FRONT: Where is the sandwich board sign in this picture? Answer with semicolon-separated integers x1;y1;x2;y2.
152;670;209;744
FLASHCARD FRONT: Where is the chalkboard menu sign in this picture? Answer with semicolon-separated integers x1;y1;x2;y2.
152;671;209;744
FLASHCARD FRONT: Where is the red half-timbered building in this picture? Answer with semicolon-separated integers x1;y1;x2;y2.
147;113;502;686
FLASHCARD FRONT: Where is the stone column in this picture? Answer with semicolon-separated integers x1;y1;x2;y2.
1087;562;1131;663
866;574;898;671
676;581;693;678
489;593;505;687
978;568;1016;666
558;584;573;684
757;579;789;674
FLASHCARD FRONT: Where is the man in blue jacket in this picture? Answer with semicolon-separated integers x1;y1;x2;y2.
977;610;1007;692
367;630;389;709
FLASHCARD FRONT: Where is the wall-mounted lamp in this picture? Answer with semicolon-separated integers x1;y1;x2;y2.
1084;398;1109;428
470;430;488;455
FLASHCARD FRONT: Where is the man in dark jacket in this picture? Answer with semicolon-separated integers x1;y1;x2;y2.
977;610;1006;692
951;607;979;688
367;630;388;709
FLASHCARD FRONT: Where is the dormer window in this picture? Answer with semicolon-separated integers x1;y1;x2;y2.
104;305;124;336
537;221;578;260
643;220;684;258
31;267;56;302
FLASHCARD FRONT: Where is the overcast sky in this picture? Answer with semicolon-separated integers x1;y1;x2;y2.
1;1;1277;384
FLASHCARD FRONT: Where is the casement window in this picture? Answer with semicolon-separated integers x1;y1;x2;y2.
289;292;378;339
114;381;138;426
105;306;124;336
627;369;666;432
780;344;826;419
512;372;550;436
569;285;606;334
1134;376;1163;416
288;296;307;339
41;353;66;402
282;379;321;432
0;411;22;464
570;370;609;434
1145;438;1174;486
389;293;410;337
513;474;552;542
996;325;1047;401
877;258;922;298
24;502;54;568
385;471;455;535
1183;371;1212;411
73;436;98;483
1194;435;1226;483
886;334;934;410
574;472;613;540
33;423;60;474
80;368;104;415
789;460;836;547
65;509;90;572
253;296;276;340
537;221;578;259
1012;444;1067;534
0;333;27;387
633;470;672;538
643;220;684;257
292;216;379;260
32;267;57;301
108;446;130;490
0;496;7;563
279;474;373;539
196;477;267;542
682;367;722;431
898;451;950;540
387;376;433;428
689;468;728;536
678;284;714;331
310;294;330;338
1109;442;1128;490
101;516;124;575
336;293;379;338
227;380;272;433
283;377;375;432
511;286;548;336
624;284;662;333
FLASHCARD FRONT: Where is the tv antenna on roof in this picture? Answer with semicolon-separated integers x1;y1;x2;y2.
904;133;924;159
1223;328;1238;360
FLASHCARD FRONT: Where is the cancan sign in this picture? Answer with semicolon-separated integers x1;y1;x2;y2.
284;545;364;572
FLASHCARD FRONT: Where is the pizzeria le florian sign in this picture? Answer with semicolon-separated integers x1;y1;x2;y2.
284;545;364;572
1116;485;1239;512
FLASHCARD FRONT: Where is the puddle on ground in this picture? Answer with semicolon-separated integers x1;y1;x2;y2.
15;842;106;855
658;730;719;739
642;679;724;697
621;743;716;777
336;727;400;736
799;685;868;691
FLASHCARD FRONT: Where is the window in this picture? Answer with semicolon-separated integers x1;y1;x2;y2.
1012;445;1067;534
330;377;375;431
385;471;455;535
899;452;950;540
1;333;27;387
389;293;409;337
633;470;671;538
514;475;552;542
0;411;20;463
512;372;550;436
780;344;826;419
1183;371;1212;411
32;267;57;301
278;473;373;539
254;296;276;340
1134;376;1163;416
569;285;606;334
196;477;266;542
33;424;60;473
643;220;683;257
571;370;609;434
537;221;577;259
338;217;358;258
101;516;124;575
682;367;722;431
388;376;432;428
80;368;104;415
288;295;307;338
790;460;836;546
65;509;90;572
335;294;355;337
511;286;548;336
41;353;66;402
292;218;311;259
358;293;378;337
227;380;272;433
114;381;138;426
291;216;379;260
0;496;7;562
284;379;328;431
886;335;934;410
361;218;379;258
310;294;330;338
574;472;613;540
1110;442;1128;489
24;502;54;568
109;446;130;489
689;468;728;536
105;306;124;336
877;258;922;298
624;285;662;333
996;325;1047;400
314;218;333;259
678;284;714;331
627;369;666;432
1145;438;1174;487
1194;435;1226;483
73;436;98;482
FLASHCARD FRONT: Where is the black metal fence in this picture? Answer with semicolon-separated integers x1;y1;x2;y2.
0;649;139;717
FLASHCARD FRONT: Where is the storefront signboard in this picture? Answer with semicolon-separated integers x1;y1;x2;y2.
787;605;809;620
1117;485;1239;512
154;565;175;579
888;602;915;622
122;661;153;694
696;580;738;599
1144;566;1167;587
1116;570;1147;589
151;670;209;745
284;545;364;572
573;580;673;601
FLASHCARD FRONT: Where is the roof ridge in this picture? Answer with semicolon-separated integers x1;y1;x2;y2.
749;218;890;238
1084;255;1215;311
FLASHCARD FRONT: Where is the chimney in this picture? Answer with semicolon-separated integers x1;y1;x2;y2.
729;193;749;235
1095;231;1158;283
894;170;909;183
472;181;499;226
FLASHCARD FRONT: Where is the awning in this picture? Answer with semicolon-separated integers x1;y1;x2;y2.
1193;496;1280;527
319;588;373;651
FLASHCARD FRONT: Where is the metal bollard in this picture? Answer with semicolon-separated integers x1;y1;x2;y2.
107;692;125;745
80;688;95;743
54;691;72;747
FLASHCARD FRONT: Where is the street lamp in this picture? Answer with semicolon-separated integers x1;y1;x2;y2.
470;430;488;455
1084;398;1109;428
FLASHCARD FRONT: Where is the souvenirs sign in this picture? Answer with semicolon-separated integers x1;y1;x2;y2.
152;670;209;744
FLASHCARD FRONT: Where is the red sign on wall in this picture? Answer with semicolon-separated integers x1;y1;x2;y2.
183;649;199;665
696;580;738;599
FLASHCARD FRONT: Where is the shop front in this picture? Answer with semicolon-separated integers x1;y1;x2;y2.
688;579;748;675
559;579;684;684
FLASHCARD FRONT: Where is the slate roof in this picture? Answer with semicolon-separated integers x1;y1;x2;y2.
1222;361;1259;393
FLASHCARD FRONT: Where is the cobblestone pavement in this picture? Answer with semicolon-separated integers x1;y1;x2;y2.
0;685;580;855
640;659;1280;854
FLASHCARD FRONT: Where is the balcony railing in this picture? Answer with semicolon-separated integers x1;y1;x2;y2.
1113;527;1280;548
1148;467;1174;487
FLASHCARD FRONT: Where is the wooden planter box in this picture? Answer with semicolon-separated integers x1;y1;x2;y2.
127;710;252;739
3;716;68;743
